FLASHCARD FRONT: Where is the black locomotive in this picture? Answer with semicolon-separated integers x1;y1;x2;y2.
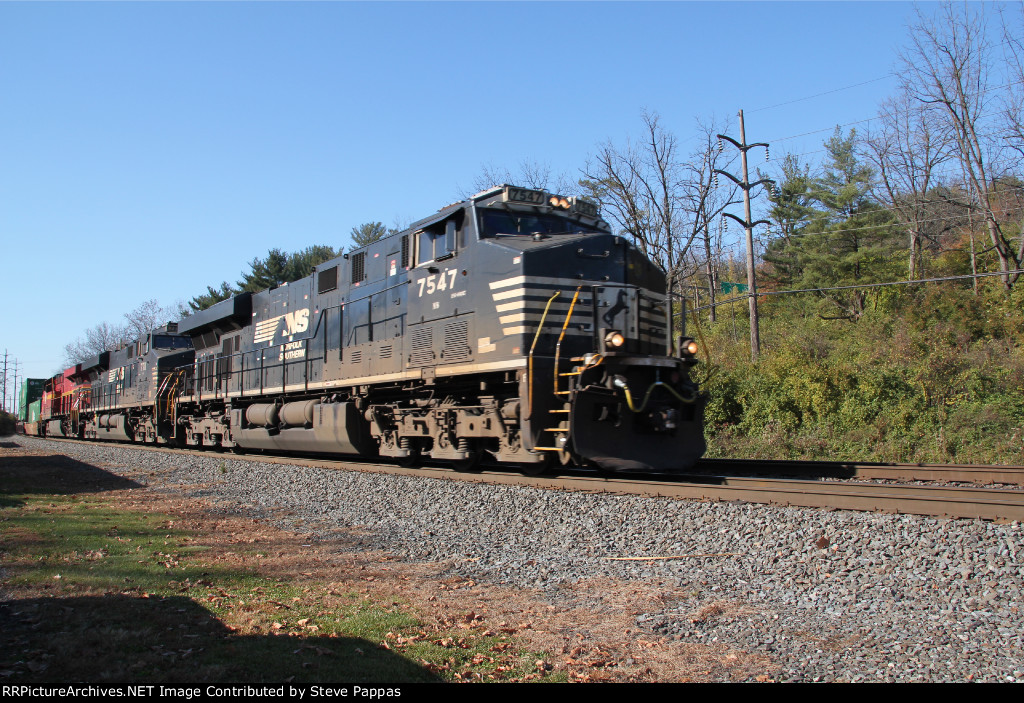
42;185;707;473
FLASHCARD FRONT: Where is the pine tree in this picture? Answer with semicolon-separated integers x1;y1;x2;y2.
762;129;899;320
350;222;389;248
238;248;289;292
188;282;236;312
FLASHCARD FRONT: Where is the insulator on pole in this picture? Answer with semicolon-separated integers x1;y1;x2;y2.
765;145;770;161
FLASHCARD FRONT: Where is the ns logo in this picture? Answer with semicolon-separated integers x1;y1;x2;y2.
254;308;310;344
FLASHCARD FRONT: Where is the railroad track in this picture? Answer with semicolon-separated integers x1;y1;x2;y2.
15;435;1024;522
696;458;1024;486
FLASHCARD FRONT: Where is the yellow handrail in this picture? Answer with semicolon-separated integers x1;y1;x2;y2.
553;286;583;397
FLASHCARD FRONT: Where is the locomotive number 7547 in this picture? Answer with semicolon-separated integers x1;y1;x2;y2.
417;269;458;297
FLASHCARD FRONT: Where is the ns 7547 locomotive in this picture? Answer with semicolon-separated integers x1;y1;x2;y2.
30;185;706;473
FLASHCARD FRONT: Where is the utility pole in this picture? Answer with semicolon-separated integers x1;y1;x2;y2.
715;110;772;362
11;360;22;417
1;350;7;413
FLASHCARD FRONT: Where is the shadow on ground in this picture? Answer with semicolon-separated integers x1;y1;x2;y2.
0;449;144;508
0;593;439;683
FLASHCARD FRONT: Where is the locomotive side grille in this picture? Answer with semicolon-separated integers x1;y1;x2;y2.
348;350;362;364
318;266;338;294
352;252;366;283
379;345;393;359
442;320;469;362
409;327;433;366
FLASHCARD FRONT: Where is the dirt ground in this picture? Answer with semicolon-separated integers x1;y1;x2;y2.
1;440;776;682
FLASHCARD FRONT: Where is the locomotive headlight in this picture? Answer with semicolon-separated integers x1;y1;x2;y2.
605;330;626;349
679;337;699;357
548;196;570;209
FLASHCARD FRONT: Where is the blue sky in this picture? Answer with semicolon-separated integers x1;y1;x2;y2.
1;1;923;392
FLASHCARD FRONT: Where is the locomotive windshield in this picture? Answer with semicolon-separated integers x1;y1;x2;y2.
478;211;603;238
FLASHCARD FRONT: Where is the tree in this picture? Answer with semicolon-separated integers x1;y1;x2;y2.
582;112;701;325
901;3;1022;290
62;299;182;366
683;118;740;323
123;299;179;341
762;129;897;320
762;153;817;287
188;282;236;312
349;223;389;248
284;244;340;280
189;245;340;310
462;159;577;199
63;321;128;367
865;91;960;280
237;248;289;292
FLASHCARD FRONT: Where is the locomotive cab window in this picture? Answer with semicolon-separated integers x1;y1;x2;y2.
415;219;457;266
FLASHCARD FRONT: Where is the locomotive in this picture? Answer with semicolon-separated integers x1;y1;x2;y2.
26;185;706;473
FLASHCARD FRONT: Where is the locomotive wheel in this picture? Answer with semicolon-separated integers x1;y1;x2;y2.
451;449;483;473
519;454;552;477
396;446;421;468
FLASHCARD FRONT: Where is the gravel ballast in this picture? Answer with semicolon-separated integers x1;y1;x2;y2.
14;436;1024;682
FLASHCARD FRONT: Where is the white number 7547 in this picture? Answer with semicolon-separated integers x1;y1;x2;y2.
417;269;458;297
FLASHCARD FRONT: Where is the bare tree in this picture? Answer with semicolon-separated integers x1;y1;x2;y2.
63;299;183;366
865;91;960;279
683;119;740;322
123;299;179;341
63;321;128;367
901;3;1022;289
582;111;704;335
999;4;1024;159
461;159;576;199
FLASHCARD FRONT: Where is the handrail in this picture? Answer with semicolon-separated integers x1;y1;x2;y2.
553;286;583;397
527;291;561;420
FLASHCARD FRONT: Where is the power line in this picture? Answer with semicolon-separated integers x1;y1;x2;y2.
763;76;1024;147
767;116;880;145
750;74;898;114
752;199;1024;243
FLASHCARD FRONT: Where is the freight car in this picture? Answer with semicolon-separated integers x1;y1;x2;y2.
16;378;44;436
38;185;707;473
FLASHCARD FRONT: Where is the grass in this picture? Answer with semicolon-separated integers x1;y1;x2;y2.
0;448;561;683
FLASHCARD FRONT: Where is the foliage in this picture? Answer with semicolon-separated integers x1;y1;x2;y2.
698;278;1024;465
188;281;236;313
0;410;15;435
63;299;183;367
349;222;391;248
187;245;341;311
762;129;901;321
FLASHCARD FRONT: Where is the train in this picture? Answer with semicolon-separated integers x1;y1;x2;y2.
19;185;706;473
